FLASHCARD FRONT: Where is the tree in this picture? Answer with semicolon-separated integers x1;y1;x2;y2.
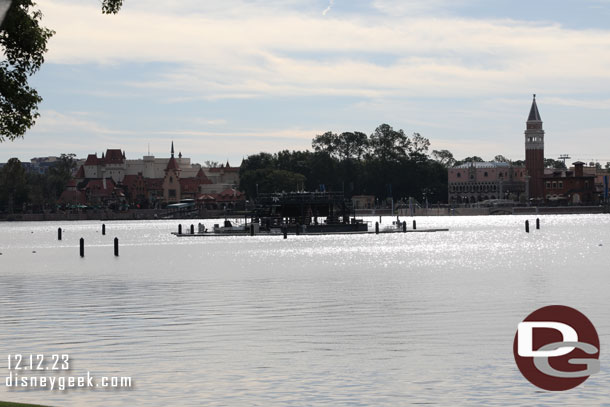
544;158;566;170
408;133;430;156
1;1;122;142
102;0;123;14
431;149;456;167
204;160;220;168
47;153;76;198
335;131;370;161
0;157;28;212
239;169;306;197
1;1;54;141
494;155;510;163
312;131;339;158
368;124;410;162
351;131;369;161
454;156;484;166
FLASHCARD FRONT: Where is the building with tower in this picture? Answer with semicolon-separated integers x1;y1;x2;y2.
61;142;243;208
524;94;545;201
524;95;597;204
448;94;599;205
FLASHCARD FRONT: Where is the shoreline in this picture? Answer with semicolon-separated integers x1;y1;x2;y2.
0;205;607;222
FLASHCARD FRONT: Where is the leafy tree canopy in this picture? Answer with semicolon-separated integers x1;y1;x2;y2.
431;149;456;167
0;0;122;142
544;158;567;170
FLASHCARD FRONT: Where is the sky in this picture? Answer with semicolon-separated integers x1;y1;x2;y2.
3;0;610;165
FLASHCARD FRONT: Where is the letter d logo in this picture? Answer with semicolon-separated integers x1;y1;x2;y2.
517;322;577;357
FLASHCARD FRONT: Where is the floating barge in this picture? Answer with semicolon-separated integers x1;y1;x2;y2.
172;191;448;237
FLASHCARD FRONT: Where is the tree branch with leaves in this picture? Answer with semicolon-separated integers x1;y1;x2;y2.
0;0;123;142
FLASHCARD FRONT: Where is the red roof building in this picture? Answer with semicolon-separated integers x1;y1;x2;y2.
104;149;125;164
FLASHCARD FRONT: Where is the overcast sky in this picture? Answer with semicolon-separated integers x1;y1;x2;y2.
3;0;610;165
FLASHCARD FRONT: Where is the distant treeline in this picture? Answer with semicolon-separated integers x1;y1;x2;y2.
0;154;75;212
239;124;449;204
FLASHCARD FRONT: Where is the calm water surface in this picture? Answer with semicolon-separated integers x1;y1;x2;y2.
0;215;609;406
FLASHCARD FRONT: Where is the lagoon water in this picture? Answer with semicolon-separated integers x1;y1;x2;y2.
0;215;609;406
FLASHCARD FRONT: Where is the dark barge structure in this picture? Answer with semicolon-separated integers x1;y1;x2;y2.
252;191;367;233
172;191;448;236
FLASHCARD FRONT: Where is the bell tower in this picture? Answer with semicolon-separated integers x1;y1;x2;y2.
525;94;545;200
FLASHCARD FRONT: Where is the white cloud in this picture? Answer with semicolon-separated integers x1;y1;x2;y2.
322;0;334;16
35;0;610;103
371;0;471;16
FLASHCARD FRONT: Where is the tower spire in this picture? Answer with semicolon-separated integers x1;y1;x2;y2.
524;94;545;201
171;141;174;158
528;94;541;122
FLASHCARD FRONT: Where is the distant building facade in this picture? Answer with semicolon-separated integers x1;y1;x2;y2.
448;162;526;203
543;161;597;204
60;143;243;208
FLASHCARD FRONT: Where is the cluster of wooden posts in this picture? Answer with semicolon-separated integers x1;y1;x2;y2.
524;218;541;233
58;224;119;257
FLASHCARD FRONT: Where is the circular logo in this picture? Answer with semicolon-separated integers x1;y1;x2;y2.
513;305;600;391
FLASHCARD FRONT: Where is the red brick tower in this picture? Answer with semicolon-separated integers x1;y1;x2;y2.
525;94;545;200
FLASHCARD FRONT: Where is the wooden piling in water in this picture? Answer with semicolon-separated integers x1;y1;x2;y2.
102;224;106;235
413;220;417;230
58;227;62;241
283;226;287;239
114;237;119;256
403;221;407;233
525;220;530;233
375;222;379;234
250;223;255;236
80;238;84;257
536;218;540;230
178;224;182;234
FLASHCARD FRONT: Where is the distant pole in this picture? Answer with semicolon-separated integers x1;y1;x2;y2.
536;218;540;230
525;220;530;233
375;222;379;234
296;223;300;236
178;224;182;235
250;223;255;236
114;237;119;256
102;224;106;235
283;226;288;239
190;224;195;235
412;220;417;230
79;238;84;257
58;227;62;241
403;221;407;233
